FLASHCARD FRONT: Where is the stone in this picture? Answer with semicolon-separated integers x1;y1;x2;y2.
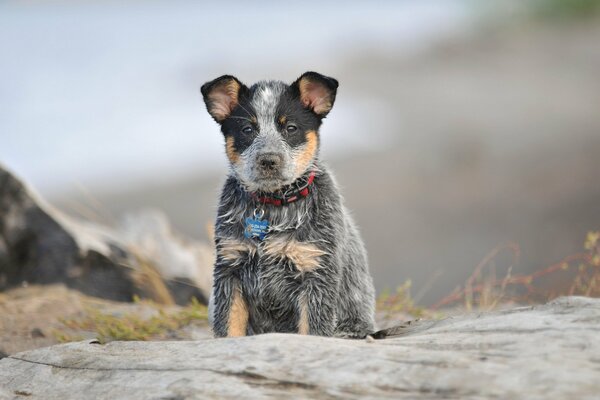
0;163;212;305
1;296;599;399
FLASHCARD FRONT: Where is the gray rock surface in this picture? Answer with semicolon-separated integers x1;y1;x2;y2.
0;164;212;304
1;296;599;399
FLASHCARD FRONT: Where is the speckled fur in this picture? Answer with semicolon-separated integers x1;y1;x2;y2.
202;72;376;338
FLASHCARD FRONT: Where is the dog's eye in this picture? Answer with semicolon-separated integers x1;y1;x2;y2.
286;124;298;133
242;126;254;134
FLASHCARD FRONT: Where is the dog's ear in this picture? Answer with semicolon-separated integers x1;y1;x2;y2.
201;75;248;123
291;72;339;117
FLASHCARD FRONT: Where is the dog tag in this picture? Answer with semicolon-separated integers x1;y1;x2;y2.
244;208;269;240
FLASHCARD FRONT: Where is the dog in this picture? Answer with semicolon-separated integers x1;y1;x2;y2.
201;71;375;338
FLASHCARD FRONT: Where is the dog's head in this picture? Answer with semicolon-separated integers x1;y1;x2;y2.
201;72;338;193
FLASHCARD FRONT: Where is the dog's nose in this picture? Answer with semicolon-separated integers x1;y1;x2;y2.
257;153;283;171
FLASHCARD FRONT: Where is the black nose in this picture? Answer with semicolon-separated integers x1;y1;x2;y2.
257;153;283;171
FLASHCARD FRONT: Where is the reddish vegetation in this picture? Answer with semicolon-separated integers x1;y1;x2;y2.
432;231;600;310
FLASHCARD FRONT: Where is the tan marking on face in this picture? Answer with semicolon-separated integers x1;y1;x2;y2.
219;238;255;263
225;136;240;164
294;130;318;177
298;295;309;335
279;115;287;125
227;284;248;337
251;116;257;124
263;235;325;273
298;78;333;115
208;79;241;122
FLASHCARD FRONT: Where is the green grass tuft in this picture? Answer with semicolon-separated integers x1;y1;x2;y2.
54;297;208;344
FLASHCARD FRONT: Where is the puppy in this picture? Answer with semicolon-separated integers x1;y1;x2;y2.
201;72;375;338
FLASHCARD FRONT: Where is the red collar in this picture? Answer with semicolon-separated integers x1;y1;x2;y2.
250;171;316;206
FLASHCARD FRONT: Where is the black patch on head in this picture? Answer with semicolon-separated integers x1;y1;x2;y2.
219;84;322;155
220;94;257;155
275;87;322;148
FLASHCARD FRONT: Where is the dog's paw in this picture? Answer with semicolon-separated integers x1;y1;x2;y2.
334;331;368;340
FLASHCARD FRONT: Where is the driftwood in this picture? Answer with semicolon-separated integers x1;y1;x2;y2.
1;296;599;399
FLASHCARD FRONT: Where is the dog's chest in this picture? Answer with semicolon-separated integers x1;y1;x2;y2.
232;237;303;332
242;234;306;294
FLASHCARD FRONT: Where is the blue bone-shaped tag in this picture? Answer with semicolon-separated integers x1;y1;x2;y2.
244;217;269;240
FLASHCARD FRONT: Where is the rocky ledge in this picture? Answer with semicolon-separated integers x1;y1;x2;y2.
0;164;213;305
1;296;599;399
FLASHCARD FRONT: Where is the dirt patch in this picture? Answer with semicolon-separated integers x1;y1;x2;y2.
0;284;212;356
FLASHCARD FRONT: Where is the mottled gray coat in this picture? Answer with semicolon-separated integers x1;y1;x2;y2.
203;73;376;338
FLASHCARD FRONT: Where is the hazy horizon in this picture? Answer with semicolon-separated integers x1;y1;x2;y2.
1;0;470;197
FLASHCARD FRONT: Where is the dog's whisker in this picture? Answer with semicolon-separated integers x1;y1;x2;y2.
228;116;253;122
235;102;256;120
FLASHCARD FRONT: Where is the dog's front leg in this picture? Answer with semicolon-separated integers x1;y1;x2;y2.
211;275;248;337
297;272;339;336
211;239;254;337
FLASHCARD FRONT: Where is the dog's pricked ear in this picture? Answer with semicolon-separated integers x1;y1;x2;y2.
201;75;247;123
291;72;339;117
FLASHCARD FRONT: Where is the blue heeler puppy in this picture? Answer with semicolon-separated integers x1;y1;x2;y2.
201;72;376;338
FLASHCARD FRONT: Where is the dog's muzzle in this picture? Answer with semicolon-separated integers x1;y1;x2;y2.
256;152;283;177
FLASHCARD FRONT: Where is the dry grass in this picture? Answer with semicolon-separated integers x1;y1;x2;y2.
378;231;600;317
377;281;431;320
128;253;176;306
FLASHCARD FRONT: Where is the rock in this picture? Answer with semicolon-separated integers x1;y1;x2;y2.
1;296;599;399
0;163;213;305
29;328;45;338
118;209;214;303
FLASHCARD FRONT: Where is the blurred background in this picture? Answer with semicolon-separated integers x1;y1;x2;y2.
2;0;599;306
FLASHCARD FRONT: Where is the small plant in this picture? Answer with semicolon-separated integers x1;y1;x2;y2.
377;280;432;322
54;297;208;344
573;231;600;296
